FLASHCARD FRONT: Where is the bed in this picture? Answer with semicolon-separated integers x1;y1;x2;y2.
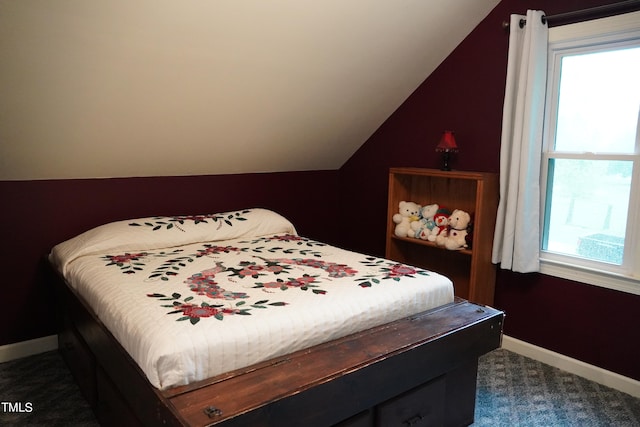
49;208;503;426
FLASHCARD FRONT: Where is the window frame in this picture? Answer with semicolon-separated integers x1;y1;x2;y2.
539;11;640;295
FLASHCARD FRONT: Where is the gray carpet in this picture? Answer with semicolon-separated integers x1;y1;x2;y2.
473;349;640;427
0;350;98;427
0;348;639;426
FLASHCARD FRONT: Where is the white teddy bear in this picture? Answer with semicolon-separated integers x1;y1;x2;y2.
393;201;421;238
436;209;472;250
410;203;439;240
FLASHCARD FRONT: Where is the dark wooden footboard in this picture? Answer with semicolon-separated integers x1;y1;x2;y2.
54;264;503;427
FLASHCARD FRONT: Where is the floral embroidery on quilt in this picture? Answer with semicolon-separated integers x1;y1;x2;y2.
253;274;323;294
102;252;149;274
241;235;325;257
102;237;328;279
102;235;432;325
196;244;246;257
185;263;250;300
226;260;289;279
354;257;430;288
147;293;287;324
227;257;357;295
148;252;195;281
213;259;316;293
102;249;189;279
128;209;251;232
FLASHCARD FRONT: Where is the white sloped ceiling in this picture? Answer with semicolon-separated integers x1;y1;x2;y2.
0;0;499;180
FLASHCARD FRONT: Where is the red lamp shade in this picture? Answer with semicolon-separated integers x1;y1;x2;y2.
435;130;458;152
435;130;458;171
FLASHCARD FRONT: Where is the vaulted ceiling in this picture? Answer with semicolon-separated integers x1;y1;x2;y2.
0;1;500;180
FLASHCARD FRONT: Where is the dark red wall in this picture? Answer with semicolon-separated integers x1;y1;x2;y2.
338;0;640;381
0;171;339;346
494;270;640;381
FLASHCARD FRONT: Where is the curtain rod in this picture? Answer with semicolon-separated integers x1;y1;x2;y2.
502;0;640;30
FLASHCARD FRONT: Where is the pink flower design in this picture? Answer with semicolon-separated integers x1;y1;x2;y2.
174;215;213;223
287;259;357;278
324;263;358;278
179;304;221;318
237;263;266;278
148;292;287;324
257;275;317;289
109;253;146;263
185;266;248;300
287;275;316;287
197;245;241;257
387;264;418;278
261;281;284;289
291;258;325;268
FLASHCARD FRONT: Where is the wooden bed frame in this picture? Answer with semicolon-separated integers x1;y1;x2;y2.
52;262;503;426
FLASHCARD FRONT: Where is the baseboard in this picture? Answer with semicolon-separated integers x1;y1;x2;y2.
502;335;640;398
0;335;58;364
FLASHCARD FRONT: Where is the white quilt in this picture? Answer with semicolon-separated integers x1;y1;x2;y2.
50;208;454;390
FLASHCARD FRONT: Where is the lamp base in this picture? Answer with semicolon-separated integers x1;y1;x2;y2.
440;151;452;171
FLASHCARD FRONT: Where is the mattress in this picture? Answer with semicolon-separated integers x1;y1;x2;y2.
50;208;454;390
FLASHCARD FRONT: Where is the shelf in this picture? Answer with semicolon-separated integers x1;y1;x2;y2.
391;235;473;256
385;168;498;306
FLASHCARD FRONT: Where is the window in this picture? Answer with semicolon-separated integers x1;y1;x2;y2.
540;11;640;294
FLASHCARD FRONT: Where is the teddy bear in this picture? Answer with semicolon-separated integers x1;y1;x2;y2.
392;201;422;238
426;207;451;241
411;203;439;240
465;215;474;249
435;209;472;250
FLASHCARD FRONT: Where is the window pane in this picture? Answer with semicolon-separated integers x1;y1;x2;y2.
543;159;632;264
555;47;640;154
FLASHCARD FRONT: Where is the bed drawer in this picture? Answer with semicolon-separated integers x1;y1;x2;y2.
334;410;374;426
96;366;143;427
58;316;97;408
375;375;445;427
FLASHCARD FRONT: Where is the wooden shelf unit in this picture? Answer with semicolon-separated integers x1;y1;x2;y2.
385;168;499;306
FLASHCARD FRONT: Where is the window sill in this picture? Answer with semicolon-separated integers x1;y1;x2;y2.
540;258;640;296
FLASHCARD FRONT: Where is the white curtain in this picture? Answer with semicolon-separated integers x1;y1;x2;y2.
492;10;548;273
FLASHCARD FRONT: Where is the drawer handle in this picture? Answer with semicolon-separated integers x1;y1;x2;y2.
403;414;423;426
203;406;222;418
